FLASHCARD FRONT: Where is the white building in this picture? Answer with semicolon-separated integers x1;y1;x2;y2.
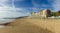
38;9;51;18
29;9;51;18
29;12;38;16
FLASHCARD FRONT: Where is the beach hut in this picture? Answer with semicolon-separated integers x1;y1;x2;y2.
38;9;51;18
29;12;38;16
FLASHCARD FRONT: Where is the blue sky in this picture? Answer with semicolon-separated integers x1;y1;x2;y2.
15;0;52;8
14;0;54;14
15;0;54;10
0;0;60;18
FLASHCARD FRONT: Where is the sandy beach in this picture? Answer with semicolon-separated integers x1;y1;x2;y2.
0;17;60;33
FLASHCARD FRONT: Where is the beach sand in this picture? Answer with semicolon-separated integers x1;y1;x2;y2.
0;17;60;33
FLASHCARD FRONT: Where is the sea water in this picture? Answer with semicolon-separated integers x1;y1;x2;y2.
0;18;15;24
0;18;15;28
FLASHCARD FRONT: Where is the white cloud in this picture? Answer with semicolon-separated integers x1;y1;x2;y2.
31;0;52;10
0;0;30;23
0;3;28;18
0;6;28;18
15;0;25;1
0;0;30;18
52;0;60;11
16;8;26;11
0;5;30;23
0;0;12;7
0;0;8;2
31;0;40;7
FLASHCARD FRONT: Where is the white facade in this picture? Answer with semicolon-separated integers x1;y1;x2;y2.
29;12;38;16
29;9;51;18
